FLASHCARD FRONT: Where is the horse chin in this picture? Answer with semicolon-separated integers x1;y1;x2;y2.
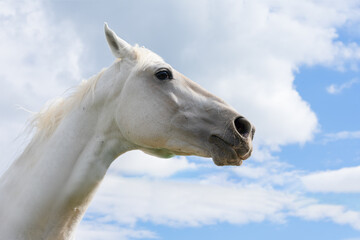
209;135;252;166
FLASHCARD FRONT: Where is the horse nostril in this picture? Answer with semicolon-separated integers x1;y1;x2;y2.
234;117;252;138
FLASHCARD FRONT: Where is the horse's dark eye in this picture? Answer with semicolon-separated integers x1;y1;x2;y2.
155;69;172;81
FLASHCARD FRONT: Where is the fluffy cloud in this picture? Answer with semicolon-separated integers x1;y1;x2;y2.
301;166;360;193
0;0;84;175
83;174;295;227
76;223;157;240
293;203;360;230
327;78;359;94
110;150;197;178
233;160;301;187
172;0;360;148
0;0;83;104
79;172;360;236
323;130;360;143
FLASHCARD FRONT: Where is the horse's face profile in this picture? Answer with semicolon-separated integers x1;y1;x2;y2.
105;24;255;166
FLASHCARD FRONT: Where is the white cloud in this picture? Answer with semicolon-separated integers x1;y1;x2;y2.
81;172;360;234
327;78;359;94
84;174;296;227
175;0;360;148
233;160;301;188
0;0;84;175
233;165;268;179
293;203;360;230
301;165;360;193
76;222;157;240
323;130;360;143
110;150;197;178
0;0;83;103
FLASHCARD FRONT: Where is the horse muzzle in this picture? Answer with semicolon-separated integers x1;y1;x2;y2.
209;116;255;166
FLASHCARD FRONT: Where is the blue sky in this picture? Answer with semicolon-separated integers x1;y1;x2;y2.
1;0;360;239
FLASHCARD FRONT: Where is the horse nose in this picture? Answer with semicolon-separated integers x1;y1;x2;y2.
234;116;253;139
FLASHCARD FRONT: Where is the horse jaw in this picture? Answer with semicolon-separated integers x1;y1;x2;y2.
141;148;175;158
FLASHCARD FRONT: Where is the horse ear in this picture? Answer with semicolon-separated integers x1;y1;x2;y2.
104;23;135;60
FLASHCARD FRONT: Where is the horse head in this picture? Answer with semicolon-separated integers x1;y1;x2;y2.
104;23;255;166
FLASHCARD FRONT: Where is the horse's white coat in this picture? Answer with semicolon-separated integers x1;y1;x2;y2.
0;24;254;240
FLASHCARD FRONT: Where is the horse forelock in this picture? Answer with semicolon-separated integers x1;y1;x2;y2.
133;45;166;72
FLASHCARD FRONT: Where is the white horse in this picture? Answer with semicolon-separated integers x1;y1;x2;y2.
0;24;255;240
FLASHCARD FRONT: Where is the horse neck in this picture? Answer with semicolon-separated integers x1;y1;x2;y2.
0;64;131;239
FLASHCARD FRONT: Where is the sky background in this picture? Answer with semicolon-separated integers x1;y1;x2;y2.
1;0;360;239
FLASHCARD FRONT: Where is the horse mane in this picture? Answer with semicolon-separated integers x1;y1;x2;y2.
29;69;105;140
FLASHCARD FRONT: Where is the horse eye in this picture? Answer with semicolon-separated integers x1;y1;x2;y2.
155;69;173;81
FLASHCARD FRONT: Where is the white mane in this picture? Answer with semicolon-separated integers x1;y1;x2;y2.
29;70;104;140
